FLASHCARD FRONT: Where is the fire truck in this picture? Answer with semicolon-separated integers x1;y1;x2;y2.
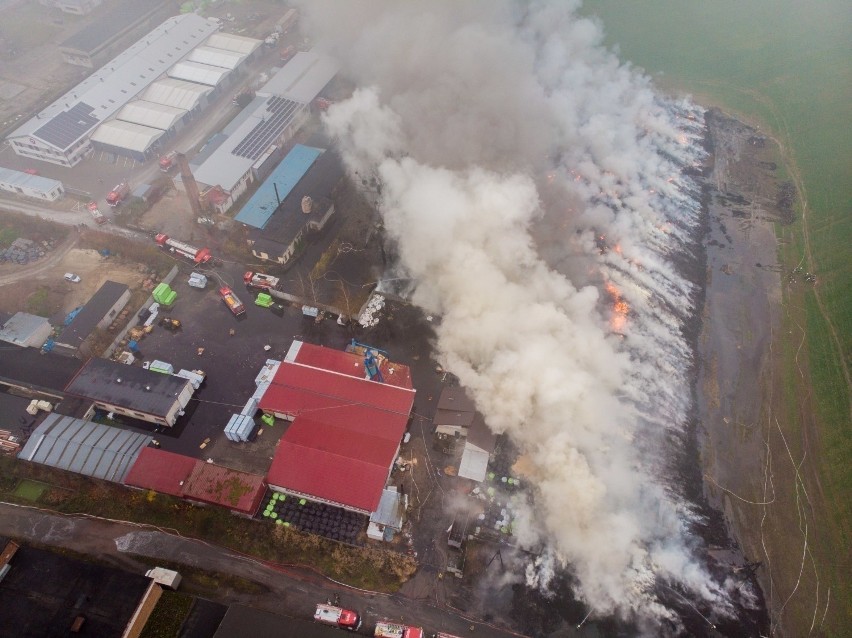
313;603;362;631
158;151;177;172
105;182;129;207
87;201;107;225
154;234;212;265
219;287;246;316
374;621;424;638
243;271;281;291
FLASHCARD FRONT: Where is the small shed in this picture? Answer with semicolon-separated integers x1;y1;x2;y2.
0;312;51;348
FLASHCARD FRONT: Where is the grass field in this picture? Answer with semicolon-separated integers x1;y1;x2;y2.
582;1;851;632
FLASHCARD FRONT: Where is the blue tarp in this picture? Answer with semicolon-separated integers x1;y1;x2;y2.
234;144;324;229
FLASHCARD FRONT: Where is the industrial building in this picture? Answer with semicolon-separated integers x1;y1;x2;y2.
432;387;497;482
124;448;266;516
6;13;256;166
241;146;344;265
17;413;152;483
0;312;51;348
64;358;194;427
38;0;103;16
52;280;130;357
262;342;415;515
0;168;64;202
180;50;338;214
56;0;171;67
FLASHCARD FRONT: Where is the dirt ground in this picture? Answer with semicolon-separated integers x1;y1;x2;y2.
697;109;837;635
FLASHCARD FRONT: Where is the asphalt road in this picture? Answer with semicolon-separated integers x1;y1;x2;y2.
0;501;529;638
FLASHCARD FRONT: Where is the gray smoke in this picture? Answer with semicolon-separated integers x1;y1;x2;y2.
298;0;726;628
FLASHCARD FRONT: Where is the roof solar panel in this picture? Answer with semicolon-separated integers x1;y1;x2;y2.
232;96;301;160
33;102;99;150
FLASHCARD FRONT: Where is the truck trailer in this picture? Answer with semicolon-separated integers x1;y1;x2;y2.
313;604;362;631
219;287;246;316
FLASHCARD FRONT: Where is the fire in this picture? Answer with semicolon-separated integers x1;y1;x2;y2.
604;280;630;333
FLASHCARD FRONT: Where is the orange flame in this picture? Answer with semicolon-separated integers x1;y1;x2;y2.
605;281;630;333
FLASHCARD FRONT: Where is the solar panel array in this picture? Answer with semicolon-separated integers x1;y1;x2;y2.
232;96;301;160
33;102;99;150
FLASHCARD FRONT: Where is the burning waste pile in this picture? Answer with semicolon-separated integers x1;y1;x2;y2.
358;292;386;328
300;0;761;634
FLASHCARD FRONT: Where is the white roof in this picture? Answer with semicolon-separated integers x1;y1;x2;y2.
191;95;305;191
205;32;262;55
115;100;186;131
141;78;212;111
6;14;218;150
258;50;339;104
168;60;229;86
0;167;63;193
90;119;163;153
458;443;490;482
188;46;245;70
0;312;50;346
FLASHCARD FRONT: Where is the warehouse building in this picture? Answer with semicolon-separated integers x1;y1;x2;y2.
262;342;415;515
53;281;130;357
64;358;194;427
0;312;51;348
0;168;64;202
178;50;337;215
7;13;219;167
17;413;152;482
57;0;171;68
124;448;266;516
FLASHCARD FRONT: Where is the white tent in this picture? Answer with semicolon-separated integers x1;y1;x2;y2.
141;78;211;110
205;32;261;55
168;61;229;87
188;46;244;70
116;100;186;130
90;120;163;152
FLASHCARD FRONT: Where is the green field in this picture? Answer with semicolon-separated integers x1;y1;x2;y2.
581;1;851;631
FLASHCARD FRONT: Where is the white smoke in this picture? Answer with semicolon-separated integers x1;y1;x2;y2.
300;0;726;628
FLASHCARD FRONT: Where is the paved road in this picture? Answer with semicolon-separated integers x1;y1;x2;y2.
0;502;529;637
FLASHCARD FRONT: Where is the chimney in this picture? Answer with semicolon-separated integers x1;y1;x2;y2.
176;153;205;221
301;195;312;214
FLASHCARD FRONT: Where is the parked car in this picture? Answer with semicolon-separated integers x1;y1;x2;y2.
63;273;81;283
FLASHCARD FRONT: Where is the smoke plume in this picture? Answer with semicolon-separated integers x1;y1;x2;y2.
299;0;724;629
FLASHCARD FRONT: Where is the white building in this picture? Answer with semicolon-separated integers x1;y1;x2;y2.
0;168;64;201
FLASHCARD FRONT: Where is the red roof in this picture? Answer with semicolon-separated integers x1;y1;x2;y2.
262;357;415;513
123;447;195;496
293;342;413;389
267;420;397;513
124;448;266;515
259;361;415;417
182;463;266;515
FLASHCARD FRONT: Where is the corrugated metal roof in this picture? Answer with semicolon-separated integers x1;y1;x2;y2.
115;100;186;130
168;60;229;86
369;488;405;530
0;312;50;346
90;119;164;152
234;144;322;228
258;51;339;104
141;78;212;111
0;168;63;194
18;414;151;483
259;360;415;421
188;46;245;70
8;14;218;148
191;97;305;192
205;32;262;55
182;462;266;515
123;447;195;495
291;341;413;390
263;356;415;513
64;358;191;419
